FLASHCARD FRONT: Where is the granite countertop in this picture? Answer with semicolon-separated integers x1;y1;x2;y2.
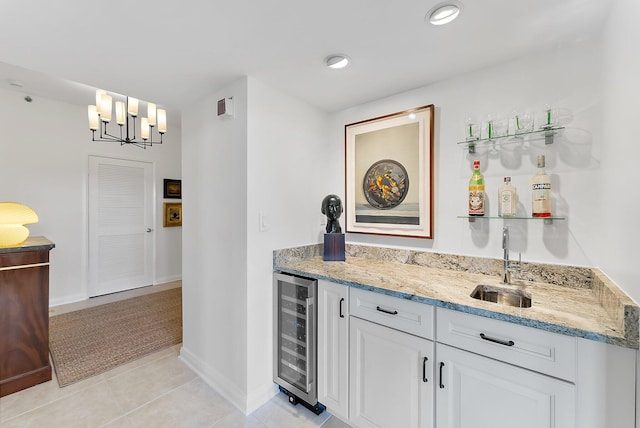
274;244;639;349
0;236;55;253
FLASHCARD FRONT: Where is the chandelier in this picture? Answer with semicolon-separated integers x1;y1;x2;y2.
88;90;167;148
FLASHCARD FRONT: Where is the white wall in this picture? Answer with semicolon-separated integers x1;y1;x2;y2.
180;77;250;410
329;39;604;268
600;0;640;304
600;0;640;420
0;88;182;305
245;77;330;410
180;76;329;413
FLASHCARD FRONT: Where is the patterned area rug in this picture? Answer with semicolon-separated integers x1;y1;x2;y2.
49;287;182;387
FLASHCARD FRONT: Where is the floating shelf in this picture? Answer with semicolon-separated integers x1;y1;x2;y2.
457;215;566;224
458;126;565;153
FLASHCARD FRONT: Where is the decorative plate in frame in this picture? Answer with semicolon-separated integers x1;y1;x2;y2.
345;104;434;239
362;159;409;209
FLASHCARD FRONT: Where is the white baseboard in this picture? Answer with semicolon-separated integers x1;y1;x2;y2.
246;382;278;414
179;346;277;415
49;293;88;308
155;274;182;285
179;346;247;413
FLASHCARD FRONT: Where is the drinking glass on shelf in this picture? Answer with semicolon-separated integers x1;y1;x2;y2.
483;119;494;140
492;117;509;138
540;105;556;129
465;120;480;141
512;112;534;134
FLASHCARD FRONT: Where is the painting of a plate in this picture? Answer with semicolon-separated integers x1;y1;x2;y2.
362;159;409;209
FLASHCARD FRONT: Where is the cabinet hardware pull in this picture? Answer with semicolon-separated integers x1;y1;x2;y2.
339;298;345;318
439;362;445;389
423;357;428;383
376;306;398;315
480;333;515;347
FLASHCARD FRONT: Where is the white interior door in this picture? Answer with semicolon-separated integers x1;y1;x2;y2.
89;156;154;297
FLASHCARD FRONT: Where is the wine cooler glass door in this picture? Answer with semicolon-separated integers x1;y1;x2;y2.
277;281;309;391
273;273;317;404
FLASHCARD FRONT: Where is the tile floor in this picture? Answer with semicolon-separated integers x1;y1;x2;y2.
0;282;351;428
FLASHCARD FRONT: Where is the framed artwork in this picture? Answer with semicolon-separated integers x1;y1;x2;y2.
163;202;182;227
163;179;182;199
345;104;434;239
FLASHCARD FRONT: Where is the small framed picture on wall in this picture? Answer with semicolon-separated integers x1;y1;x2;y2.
163;179;182;199
163;202;182;227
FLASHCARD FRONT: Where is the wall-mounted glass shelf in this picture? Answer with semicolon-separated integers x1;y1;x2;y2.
458;126;564;153
458;215;566;224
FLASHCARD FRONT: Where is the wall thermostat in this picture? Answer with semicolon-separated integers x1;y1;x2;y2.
217;97;234;118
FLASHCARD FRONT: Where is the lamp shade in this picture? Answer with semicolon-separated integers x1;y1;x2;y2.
0;202;39;247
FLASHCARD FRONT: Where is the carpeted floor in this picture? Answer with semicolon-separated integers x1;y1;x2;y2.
49;287;182;387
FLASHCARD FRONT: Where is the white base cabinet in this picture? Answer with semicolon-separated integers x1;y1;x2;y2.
317;280;349;421
436;343;575;428
349;316;434;428
314;286;636;428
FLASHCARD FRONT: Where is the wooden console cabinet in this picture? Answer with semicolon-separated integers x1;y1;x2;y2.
0;237;55;397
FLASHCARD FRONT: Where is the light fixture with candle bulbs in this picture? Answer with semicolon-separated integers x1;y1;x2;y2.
88;89;167;148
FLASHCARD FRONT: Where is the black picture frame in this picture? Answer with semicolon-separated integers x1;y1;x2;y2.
163;179;181;199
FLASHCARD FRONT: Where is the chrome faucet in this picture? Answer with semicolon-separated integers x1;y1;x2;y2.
502;226;521;284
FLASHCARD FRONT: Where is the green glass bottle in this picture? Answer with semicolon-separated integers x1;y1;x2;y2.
468;160;485;216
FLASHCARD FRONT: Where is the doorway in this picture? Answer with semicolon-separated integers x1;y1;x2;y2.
88;156;154;297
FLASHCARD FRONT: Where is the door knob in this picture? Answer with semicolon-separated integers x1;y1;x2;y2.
146;228;153;232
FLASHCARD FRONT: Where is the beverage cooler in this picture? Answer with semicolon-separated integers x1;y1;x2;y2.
273;272;325;415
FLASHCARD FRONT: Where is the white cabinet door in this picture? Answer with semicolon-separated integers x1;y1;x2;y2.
350;316;434;428
436;343;575;428
318;280;349;420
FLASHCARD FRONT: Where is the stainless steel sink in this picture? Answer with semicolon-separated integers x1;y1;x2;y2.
470;284;532;308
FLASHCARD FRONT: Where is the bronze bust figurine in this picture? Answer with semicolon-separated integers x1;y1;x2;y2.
321;194;343;234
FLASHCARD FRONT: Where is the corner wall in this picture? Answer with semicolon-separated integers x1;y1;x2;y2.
180;78;249;409
600;0;640;304
600;0;640;422
180;76;330;413
245;77;330;411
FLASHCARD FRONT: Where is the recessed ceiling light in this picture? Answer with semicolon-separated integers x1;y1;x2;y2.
325;55;350;69
427;2;461;26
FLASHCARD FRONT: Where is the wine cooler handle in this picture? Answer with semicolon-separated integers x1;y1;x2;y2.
339;298;345;318
305;297;313;393
422;357;428;383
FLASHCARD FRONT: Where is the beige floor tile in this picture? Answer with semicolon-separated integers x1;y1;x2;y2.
102;344;181;380
105;352;197;413
321;415;353;428
100;416;138;428
210;410;269;428
1;379;123;428
0;366;106;422
108;377;236;428
251;393;331;428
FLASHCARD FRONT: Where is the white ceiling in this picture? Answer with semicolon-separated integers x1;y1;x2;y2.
0;0;612;122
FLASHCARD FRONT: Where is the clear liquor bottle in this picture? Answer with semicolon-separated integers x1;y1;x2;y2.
498;177;517;217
